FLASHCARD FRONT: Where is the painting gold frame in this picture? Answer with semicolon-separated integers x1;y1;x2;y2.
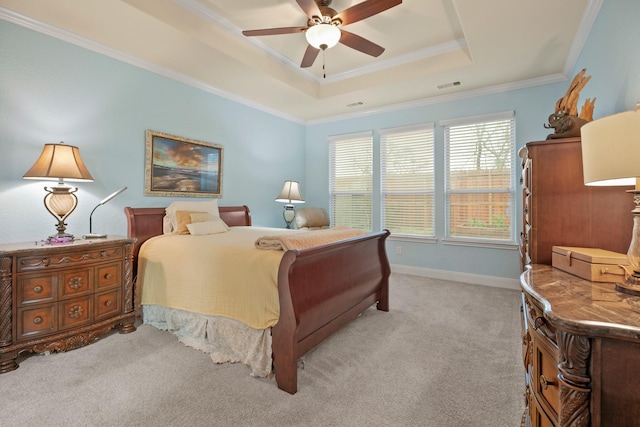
144;130;223;198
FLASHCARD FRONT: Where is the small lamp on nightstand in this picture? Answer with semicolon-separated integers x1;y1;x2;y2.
581;103;640;295
83;186;127;239
23;142;94;240
275;180;305;229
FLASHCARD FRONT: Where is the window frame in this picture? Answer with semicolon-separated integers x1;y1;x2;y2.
440;111;517;248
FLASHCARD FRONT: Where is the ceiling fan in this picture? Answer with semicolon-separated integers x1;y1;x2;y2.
242;0;402;68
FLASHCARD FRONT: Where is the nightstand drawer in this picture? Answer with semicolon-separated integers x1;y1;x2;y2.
59;269;92;299
96;262;121;290
17;305;56;340
17;273;56;306
95;289;121;320
59;296;92;330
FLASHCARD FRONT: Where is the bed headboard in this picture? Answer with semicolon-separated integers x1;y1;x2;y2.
123;205;252;272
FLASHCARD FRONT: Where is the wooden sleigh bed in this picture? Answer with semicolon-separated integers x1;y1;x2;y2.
124;205;390;394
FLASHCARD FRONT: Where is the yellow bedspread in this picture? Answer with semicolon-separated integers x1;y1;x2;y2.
138;226;299;330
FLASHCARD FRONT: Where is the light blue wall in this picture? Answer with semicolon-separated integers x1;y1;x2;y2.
1;0;638;281
571;0;640;117
0;20;305;243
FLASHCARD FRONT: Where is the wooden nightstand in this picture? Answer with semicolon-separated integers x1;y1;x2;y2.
0;236;136;373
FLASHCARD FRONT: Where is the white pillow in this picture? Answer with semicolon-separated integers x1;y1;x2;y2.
165;199;220;232
186;218;229;235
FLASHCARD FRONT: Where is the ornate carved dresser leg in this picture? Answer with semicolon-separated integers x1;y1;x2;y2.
556;330;591;427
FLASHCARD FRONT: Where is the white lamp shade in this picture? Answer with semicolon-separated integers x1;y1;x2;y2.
305;23;341;50
581;107;640;186
275;180;305;204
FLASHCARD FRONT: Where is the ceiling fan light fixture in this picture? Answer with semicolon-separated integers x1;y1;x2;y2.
305;23;341;50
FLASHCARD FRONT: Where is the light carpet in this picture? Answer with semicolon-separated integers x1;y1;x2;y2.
1;273;525;426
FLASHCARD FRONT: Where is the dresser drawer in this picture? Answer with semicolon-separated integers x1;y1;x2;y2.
96;262;121;290
17;305;56;340
532;333;560;419
59;296;92;330
524;293;556;343
59;268;92;299
95;289;121;320
17;273;57;306
16;245;124;273
530;391;557;427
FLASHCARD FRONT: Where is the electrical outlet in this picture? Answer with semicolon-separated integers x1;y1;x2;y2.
396;246;402;255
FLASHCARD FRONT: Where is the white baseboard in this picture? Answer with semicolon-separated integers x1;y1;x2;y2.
390;264;521;291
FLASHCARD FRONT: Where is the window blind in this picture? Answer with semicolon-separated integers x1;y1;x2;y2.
328;131;373;230
380;124;435;237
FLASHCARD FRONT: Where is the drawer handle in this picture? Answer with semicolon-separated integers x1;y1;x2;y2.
68;277;83;290
33;316;42;324
68;305;84;319
105;300;113;307
33;285;43;293
104;273;113;280
533;316;546;329
540;374;556;390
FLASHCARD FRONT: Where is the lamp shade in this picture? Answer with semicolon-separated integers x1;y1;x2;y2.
305;23;341;50
581;106;640;186
23;142;94;182
275;180;305;203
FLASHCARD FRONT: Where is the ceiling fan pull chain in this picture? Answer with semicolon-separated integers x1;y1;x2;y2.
323;49;327;79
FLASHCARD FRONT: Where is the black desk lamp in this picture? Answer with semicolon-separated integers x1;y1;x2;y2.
83;186;127;239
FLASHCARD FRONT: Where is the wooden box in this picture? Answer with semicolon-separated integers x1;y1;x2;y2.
552;246;630;283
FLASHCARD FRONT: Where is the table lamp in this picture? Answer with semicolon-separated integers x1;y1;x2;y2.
581;103;640;295
275;180;305;229
23;142;94;240
83;186;127;239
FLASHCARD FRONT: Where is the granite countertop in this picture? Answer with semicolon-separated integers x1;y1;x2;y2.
521;264;640;341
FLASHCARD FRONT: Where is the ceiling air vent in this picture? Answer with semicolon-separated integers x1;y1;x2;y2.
437;81;462;90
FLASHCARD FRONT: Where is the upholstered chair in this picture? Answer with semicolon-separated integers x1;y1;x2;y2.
294;207;330;230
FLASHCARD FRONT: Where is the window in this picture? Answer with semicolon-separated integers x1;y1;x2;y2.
380;124;435;238
329;131;373;231
442;112;516;243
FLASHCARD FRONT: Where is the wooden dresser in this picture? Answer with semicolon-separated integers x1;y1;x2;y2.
519;137;633;269
0;236;136;372
519;137;640;426
521;265;640;427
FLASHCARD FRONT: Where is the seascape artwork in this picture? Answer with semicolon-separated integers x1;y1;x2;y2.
145;130;223;197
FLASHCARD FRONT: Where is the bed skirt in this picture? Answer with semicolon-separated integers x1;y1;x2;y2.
143;305;272;377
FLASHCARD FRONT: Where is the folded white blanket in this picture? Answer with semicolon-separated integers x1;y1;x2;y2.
255;226;367;251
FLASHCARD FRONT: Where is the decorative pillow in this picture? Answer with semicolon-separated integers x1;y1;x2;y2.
165;199;219;232
187;218;230;236
189;212;226;228
175;211;228;235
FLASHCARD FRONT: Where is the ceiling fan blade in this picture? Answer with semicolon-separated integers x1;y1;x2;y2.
296;0;322;19
336;0;402;26
339;30;385;57
300;45;320;68
242;26;307;37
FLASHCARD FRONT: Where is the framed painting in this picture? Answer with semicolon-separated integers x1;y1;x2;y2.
145;130;223;198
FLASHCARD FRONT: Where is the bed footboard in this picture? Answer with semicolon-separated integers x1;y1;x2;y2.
272;230;391;394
